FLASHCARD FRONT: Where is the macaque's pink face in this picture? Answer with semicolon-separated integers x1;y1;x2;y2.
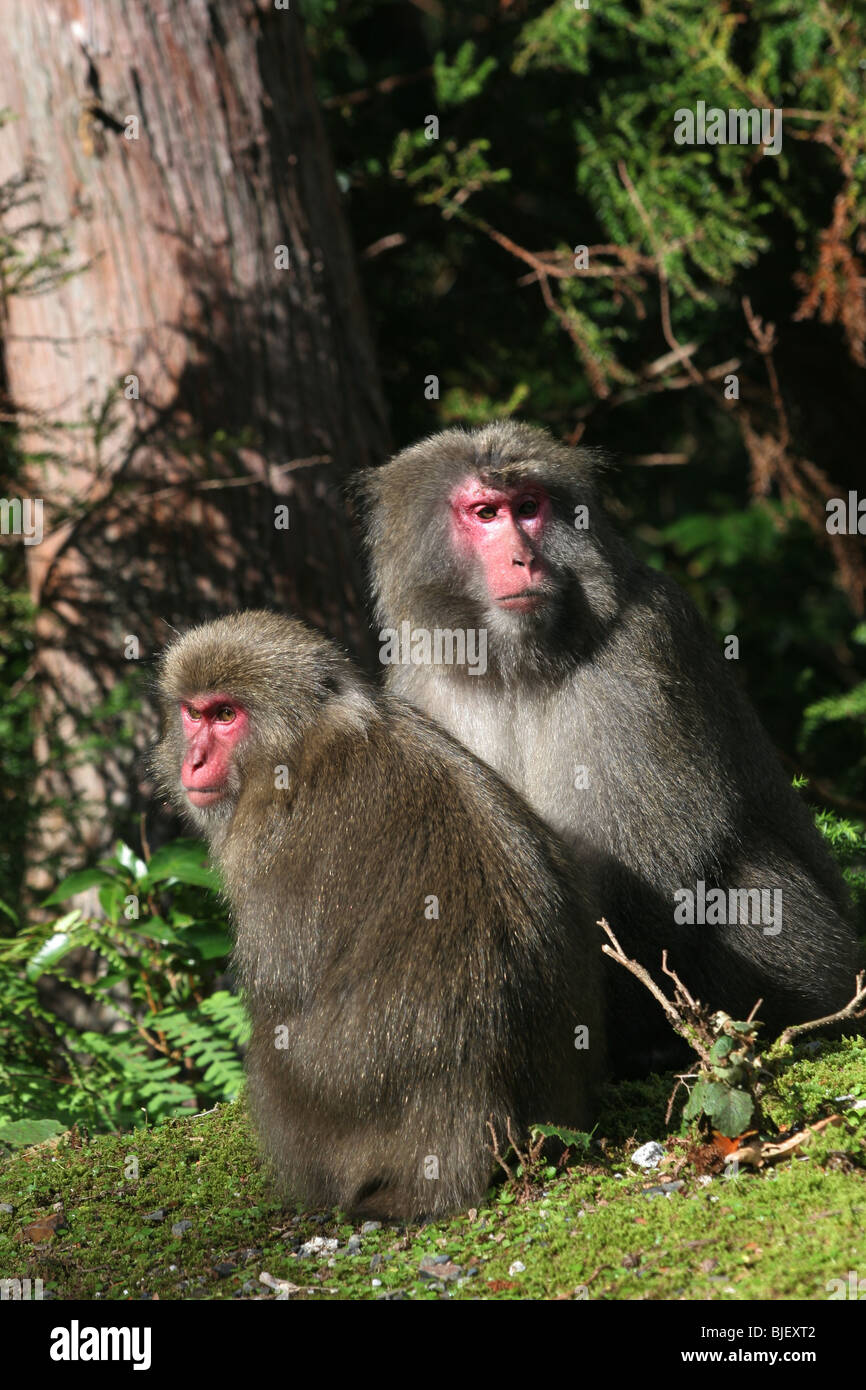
451;478;552;613
180;696;249;808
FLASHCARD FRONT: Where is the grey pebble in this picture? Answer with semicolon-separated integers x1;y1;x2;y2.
419;1256;462;1282
631;1141;665;1170
644;1180;685;1199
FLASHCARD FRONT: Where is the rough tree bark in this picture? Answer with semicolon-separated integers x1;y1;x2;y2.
0;0;389;881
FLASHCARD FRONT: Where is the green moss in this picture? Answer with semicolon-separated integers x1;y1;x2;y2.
1;1038;863;1301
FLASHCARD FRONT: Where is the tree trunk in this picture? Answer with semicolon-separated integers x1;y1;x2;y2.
0;0;389;881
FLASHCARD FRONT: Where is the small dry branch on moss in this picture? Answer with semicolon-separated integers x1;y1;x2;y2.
599;918;866;1146
598;918;716;1063
775;970;866;1049
486;1115;545;1202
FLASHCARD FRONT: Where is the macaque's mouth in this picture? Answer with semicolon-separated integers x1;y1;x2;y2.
184;786;226;806
495;590;549;612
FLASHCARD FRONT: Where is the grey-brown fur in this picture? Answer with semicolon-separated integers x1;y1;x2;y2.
359;421;862;1073
153;610;603;1220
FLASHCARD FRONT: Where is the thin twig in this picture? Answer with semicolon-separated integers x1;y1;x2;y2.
487;1116;515;1181
618;160;703;385
776;972;866;1048
599;919;680;1025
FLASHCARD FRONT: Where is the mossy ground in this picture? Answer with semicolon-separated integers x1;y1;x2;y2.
1;1036;863;1302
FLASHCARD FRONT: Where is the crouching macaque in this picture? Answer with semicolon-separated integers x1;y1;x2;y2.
153;611;603;1220
360;421;862;1072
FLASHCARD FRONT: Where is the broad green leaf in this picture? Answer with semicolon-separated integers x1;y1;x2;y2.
184;927;233;960
0;1118;66;1149
144;840;221;891
43;868;117;906
121;916;185;946
699;1081;730;1117
26;913;84;979
115;841;148;879
683;1081;709;1121
98;881;127;919
711;1088;754;1139
531;1122;593;1148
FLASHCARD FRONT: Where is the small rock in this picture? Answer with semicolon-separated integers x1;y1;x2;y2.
142;1209;165;1224
171;1220;193;1237
346;1235;362;1255
631;1141;665;1170
259;1271;301;1295
360;1221;381;1235
419;1256;462;1282
644;1180;685;1200
371;1278;382;1287
298;1236;338;1258
508;1260;526;1276
0;1203;14;1215
835;1094;866;1111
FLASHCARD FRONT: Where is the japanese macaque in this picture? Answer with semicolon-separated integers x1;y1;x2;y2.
153;610;603;1220
359;421;862;1072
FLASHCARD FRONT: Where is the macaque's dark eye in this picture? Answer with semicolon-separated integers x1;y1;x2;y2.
215;706;236;723
185;705;202;721
476;505;497;521
517;498;538;517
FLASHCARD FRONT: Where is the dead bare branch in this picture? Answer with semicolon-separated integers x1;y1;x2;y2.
776;971;866;1048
